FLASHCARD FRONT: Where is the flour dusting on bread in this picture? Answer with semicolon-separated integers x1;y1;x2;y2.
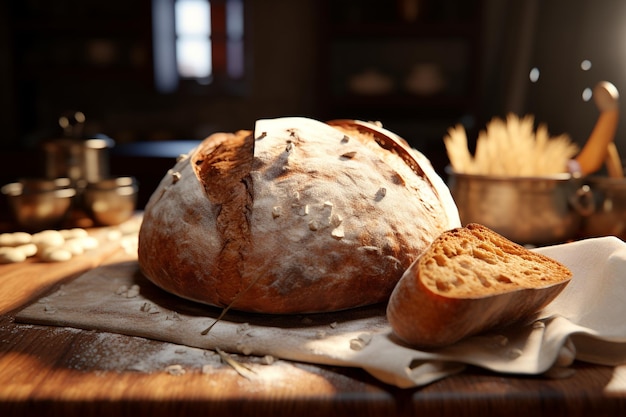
138;117;460;314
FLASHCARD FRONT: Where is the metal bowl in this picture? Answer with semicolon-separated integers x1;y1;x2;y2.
82;177;138;226
18;177;73;192
1;181;76;231
447;168;594;246
580;176;626;240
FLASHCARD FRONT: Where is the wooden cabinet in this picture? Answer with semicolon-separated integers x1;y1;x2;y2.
317;0;483;172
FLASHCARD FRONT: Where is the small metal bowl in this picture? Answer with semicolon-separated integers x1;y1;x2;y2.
82;177;138;226
1;181;76;231
18;177;73;192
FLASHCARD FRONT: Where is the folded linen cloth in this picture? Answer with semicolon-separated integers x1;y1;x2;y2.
15;236;626;388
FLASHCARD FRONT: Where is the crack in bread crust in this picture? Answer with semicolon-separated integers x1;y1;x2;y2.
138;118;461;314
192;130;254;301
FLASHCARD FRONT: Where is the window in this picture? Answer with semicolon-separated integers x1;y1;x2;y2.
152;0;246;93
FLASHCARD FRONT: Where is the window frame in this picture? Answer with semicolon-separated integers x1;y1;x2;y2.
153;0;249;96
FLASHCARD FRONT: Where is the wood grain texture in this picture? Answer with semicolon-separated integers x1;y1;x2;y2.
1;234;625;417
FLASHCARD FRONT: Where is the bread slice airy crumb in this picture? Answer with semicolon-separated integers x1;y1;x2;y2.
420;223;571;297
387;223;572;349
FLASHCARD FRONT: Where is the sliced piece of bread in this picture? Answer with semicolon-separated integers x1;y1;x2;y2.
386;223;572;349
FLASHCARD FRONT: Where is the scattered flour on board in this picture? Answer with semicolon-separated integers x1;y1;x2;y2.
66;331;223;373
56;328;325;388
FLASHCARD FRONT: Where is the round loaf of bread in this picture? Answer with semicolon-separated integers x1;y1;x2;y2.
137;117;460;313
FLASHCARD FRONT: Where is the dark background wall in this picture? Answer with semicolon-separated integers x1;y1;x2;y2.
1;0;626;181
485;0;626;151
0;0;321;148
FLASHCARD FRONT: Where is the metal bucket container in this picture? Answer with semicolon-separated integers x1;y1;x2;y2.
580;176;626;240
447;168;594;246
41;137;115;184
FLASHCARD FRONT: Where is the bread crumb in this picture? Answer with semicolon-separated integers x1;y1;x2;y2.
349;333;372;351
116;284;140;298
506;348;523;359
140;302;159;314
236;323;251;335
236;343;253;355
126;285;140;298
164;364;186;376
330;213;343;227
166;312;181;321
331;226;344;239
115;285;128;295
349;339;364;350
261;355;275;365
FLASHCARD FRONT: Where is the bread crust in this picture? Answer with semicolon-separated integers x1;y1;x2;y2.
387;223;572;348
138;117;459;314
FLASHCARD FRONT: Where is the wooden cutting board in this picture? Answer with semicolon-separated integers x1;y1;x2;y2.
14;257;394;370
0;231;134;315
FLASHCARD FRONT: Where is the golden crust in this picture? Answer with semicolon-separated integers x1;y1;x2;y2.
387;224;572;348
138;117;459;314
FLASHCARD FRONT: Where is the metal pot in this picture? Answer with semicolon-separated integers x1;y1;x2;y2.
447;168;594;246
40;111;115;185
580;176;626;240
41;137;114;184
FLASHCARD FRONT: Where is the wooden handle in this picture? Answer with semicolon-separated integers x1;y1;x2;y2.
574;82;619;176
605;142;624;178
575;109;619;175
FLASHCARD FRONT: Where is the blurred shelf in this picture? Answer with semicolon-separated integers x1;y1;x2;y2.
317;0;483;144
328;21;476;38
11;18;149;35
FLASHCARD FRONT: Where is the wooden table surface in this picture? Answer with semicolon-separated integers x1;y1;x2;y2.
1;231;626;417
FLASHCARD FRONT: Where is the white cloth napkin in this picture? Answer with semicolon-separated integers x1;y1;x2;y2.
358;236;626;387
15;237;626;388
